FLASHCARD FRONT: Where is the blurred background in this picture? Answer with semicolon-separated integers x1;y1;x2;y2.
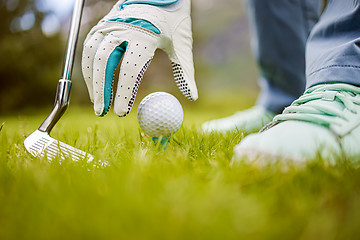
0;0;259;115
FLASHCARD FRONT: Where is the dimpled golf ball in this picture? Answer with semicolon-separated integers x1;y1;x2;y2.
137;92;184;138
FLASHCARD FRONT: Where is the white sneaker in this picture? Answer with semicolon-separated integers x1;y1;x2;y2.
232;83;360;165
201;106;276;133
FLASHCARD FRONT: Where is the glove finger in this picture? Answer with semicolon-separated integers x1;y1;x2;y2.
92;33;128;116
169;17;198;101
82;31;106;102
114;36;158;116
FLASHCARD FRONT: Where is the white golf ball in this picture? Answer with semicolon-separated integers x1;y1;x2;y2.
137;92;184;138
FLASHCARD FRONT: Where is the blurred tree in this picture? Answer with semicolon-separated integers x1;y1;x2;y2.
0;0;131;114
0;0;64;114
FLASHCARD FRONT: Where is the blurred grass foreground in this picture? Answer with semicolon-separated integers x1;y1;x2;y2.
1;0;360;239
1;104;360;239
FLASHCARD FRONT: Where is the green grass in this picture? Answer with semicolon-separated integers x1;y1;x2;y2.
1;93;360;240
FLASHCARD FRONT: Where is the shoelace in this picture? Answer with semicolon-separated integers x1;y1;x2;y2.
263;83;360;136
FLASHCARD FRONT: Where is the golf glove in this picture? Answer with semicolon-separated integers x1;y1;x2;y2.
82;0;197;117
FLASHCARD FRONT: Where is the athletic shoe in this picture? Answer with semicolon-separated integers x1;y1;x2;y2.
232;83;360;165
201;106;275;133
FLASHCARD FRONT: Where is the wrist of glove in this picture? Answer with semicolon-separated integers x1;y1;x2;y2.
82;0;197;117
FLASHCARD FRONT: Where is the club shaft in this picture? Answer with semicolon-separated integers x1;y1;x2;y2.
62;0;85;80
39;0;85;133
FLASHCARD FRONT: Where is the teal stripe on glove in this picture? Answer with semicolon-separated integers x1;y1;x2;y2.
102;42;128;116
120;0;179;9
108;18;160;34
82;0;197;117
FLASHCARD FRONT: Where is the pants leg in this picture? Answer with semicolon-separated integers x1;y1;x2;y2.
306;0;360;88
246;0;322;113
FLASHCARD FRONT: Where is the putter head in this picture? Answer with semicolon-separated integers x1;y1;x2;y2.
24;130;94;162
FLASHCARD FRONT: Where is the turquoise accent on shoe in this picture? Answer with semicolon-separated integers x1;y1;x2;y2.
233;83;360;164
108;18;160;34
102;42;128;117
120;0;179;10
152;136;170;150
271;83;360;135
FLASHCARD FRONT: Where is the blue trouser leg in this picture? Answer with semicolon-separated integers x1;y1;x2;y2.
246;0;322;113
306;0;360;88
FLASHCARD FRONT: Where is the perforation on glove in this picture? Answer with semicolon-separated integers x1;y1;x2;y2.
82;0;197;117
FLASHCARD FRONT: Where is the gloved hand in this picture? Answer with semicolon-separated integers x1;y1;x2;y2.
82;0;197;117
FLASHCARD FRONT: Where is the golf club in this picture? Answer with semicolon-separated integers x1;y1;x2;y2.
24;0;94;162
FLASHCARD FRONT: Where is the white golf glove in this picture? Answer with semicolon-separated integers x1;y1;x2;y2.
82;0;197;117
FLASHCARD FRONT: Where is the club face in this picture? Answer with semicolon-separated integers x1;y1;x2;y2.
24;130;94;162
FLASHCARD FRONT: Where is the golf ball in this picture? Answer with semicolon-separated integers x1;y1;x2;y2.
137;92;184;138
